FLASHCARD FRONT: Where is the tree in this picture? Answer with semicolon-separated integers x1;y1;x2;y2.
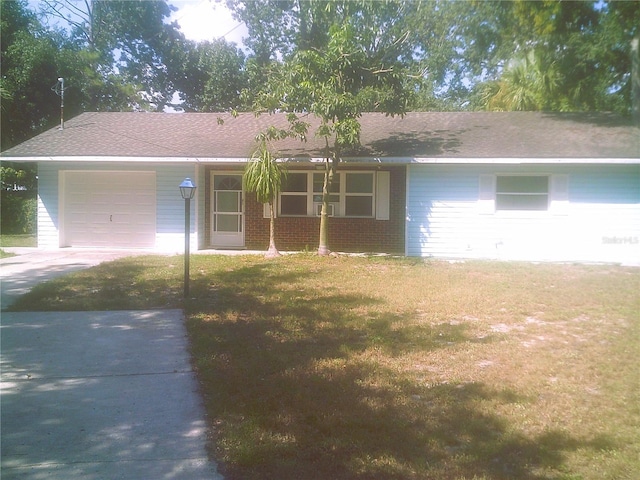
173;39;247;112
243;134;288;257
0;0;146;149
470;1;640;113
1;162;37;234
39;0;182;111
228;0;451;109
1;0;63;149
474;49;562;111
248;16;415;254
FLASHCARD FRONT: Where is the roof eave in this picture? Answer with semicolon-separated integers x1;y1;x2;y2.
1;155;638;165
409;157;640;164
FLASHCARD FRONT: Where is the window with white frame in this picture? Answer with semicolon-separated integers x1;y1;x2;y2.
495;175;549;211
279;171;376;217
313;172;340;215
279;172;308;215
345;173;374;216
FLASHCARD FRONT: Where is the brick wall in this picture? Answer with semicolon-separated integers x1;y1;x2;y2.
243;166;406;254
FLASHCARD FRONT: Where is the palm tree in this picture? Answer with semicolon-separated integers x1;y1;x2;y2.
243;140;286;258
478;49;562;111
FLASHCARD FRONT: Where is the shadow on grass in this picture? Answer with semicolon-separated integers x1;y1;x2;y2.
7;258;184;311
185;263;615;480
4;255;624;477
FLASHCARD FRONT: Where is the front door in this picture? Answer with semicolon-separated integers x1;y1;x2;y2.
211;173;244;247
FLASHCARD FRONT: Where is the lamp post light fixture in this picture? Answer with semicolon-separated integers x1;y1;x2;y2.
179;178;196;298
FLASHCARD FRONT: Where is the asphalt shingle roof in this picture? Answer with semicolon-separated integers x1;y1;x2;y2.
2;111;639;160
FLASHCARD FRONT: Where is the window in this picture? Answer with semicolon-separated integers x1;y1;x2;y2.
313;173;340;204
345;173;373;216
496;175;549;211
278;171;377;217
280;173;308;215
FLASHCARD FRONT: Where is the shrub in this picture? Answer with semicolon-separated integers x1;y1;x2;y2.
1;191;36;234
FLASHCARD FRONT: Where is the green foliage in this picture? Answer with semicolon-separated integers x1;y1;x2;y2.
243;141;285;205
40;0;179;109
1;193;36;234
243;140;288;255
243;5;416;253
251;19;415;147
232;0;639;114
2;0;637;152
474;49;563;111
1;163;37;234
472;0;640;113
1;2;60;148
173;39;247;112
0;0;163;149
0;249;15;258
0;163;37;191
0;234;36;248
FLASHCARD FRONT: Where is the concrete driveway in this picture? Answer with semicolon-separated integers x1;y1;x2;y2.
0;248;158;309
0;247;265;309
0;249;223;479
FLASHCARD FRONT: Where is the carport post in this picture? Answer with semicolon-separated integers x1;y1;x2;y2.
179;178;197;298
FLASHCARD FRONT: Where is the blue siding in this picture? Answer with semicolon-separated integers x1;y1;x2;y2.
569;166;640;204
196;165;206;249
407;164;640;264
37;164;60;248
37;162;199;250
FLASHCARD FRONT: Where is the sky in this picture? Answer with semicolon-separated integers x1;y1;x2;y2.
27;0;248;112
168;0;248;48
29;0;248;49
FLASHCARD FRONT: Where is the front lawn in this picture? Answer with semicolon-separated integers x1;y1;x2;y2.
9;254;640;479
0;233;37;247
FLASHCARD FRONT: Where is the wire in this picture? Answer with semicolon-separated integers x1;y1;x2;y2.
219;22;244;40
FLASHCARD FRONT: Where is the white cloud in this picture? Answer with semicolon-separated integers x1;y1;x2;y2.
169;0;248;48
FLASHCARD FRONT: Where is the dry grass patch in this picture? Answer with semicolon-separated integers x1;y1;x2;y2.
185;256;639;480
11;254;639;479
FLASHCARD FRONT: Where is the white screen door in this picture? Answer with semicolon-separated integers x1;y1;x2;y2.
211;173;244;247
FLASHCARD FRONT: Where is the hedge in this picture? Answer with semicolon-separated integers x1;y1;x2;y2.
1;191;36;234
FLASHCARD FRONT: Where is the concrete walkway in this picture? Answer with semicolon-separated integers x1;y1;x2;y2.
0;249;224;479
1;310;222;479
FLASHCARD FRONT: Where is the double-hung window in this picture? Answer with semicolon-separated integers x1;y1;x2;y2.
479;174;568;215
280;173;308;215
313;173;340;216
495;175;549;211
279;171;376;217
344;173;374;216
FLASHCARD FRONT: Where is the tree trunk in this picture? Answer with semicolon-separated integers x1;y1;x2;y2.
632;37;639;126
265;201;281;258
317;157;334;256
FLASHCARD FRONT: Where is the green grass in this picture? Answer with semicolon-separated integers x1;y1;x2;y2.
0;234;37;247
9;254;640;480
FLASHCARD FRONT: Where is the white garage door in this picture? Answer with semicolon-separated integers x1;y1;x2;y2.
63;171;156;248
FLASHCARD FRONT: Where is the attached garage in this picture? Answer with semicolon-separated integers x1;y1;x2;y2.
61;171;156;248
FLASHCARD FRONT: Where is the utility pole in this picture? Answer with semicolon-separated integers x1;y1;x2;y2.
51;78;65;130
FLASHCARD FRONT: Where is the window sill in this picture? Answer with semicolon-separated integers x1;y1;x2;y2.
493;210;551;218
278;215;375;219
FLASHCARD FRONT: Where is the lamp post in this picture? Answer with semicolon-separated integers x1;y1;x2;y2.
179;178;197;298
